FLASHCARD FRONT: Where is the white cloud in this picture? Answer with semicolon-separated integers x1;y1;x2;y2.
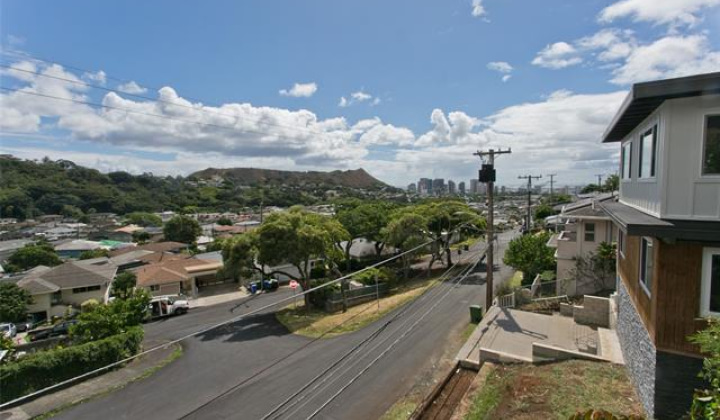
338;90;379;107
471;0;486;17
487;61;513;73
279;82;318;98
83;70;107;85
576;29;636;62
531;42;583;69
610;34;720;84
501;75;512;82
117;81;147;94
599;0;720;26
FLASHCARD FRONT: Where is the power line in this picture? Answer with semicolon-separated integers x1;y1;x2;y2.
0;238;436;410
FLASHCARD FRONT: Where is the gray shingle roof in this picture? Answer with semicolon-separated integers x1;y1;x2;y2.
17;260;117;294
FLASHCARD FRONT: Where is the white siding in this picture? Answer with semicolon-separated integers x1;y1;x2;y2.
663;95;720;220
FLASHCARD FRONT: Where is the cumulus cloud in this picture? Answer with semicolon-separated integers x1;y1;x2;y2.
279;82;318;98
83;70;107;85
117;81;147;94
487;61;514;82
0;59;629;185
471;0;486;17
609;34;720;84
531;42;583;69
598;0;720;26
338;90;379;107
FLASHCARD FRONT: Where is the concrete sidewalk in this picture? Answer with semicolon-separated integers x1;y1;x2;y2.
190;289;250;308
456;306;600;368
1;341;180;420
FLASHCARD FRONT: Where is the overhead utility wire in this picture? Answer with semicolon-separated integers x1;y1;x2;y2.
180;247;475;420
268;257;481;420
0;238;436;410
304;254;484;419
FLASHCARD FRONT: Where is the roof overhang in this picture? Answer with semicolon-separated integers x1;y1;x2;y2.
602;72;720;143
600;201;720;242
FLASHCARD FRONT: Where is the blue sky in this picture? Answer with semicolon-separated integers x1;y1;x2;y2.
1;0;719;187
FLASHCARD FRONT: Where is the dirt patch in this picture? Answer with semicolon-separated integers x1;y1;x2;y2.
465;360;644;420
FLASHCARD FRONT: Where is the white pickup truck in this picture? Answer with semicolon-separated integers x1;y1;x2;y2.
148;295;189;319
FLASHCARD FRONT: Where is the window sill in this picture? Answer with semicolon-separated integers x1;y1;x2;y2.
640;281;652;298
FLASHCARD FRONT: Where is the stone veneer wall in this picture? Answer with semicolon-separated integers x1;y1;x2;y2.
617;281;656;418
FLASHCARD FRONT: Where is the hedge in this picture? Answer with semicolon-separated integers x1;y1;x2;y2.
0;326;143;403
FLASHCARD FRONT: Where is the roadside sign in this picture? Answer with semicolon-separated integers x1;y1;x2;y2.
289;280;299;289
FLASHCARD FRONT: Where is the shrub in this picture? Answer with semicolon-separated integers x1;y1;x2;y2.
0;327;143;403
80;299;99;313
310;265;327;279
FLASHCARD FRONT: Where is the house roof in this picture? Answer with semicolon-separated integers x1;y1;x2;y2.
600;200;720;241
559;193;615;219
18;260;117;295
602;72;720;143
54;240;102;252
135;258;217;287
114;225;143;234
109;241;188;257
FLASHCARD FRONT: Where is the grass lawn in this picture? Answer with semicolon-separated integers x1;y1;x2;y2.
461;321;480;342
465;360;643;420
275;275;442;338
380;397;420;420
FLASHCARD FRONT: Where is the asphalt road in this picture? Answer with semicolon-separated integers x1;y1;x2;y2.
54;231;517;420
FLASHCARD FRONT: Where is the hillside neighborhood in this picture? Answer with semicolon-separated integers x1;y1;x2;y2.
1;1;720;419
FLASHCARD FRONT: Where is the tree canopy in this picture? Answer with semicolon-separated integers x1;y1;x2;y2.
163;215;201;244
503;232;556;284
124;212;162;227
6;242;62;273
0;283;33;323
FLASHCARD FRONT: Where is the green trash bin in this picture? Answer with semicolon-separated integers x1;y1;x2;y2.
469;305;483;323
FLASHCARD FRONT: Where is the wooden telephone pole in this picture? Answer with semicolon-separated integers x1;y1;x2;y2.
518;174;542;232
473;148;511;312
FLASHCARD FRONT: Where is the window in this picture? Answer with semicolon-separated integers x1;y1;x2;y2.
640;237;654;295
584;223;595;242
72;285;102;294
149;285;160;292
639;126;657;178
701;248;720;316
618;229;626;258
51;291;62;306
703;115;720;175
621;142;632;180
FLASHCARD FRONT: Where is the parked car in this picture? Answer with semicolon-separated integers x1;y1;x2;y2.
28;320;77;341
0;323;16;338
14;321;35;333
146;295;190;320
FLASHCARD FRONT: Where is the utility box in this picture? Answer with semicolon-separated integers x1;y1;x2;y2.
469;305;483;323
478;164;496;183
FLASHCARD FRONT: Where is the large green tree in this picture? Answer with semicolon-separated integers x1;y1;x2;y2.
0;283;33;323
336;202;395;268
163;215;201;244
503;232;556;284
124;212;162;227
71;289;151;343
382;212;427;278
112;272;138;300
6;242;61;273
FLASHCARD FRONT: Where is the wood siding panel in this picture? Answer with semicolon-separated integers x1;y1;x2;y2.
618;235;655;340
655;241;705;355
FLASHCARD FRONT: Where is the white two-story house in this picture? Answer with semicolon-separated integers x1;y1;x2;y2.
599;72;720;419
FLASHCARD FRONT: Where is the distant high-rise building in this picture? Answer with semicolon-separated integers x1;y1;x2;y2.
500;186;507;194
470;179;479;194
418;178;432;195
458;181;466;195
432;178;445;196
407;183;417;193
448;180;456;194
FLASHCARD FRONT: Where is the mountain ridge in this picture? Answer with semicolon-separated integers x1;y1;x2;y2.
190;167;390;189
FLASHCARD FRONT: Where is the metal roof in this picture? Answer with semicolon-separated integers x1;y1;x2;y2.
602;72;720;143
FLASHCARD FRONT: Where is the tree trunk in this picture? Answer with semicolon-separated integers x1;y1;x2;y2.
374;242;385;258
345;241;353;272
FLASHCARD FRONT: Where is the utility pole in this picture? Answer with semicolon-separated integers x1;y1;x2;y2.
518;174;542;233
474;148;511;312
595;174;603;190
548;174;557;198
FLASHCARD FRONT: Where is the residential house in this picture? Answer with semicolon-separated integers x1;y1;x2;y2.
548;193;616;296
54;239;104;259
599;72;720;419
108;224;143;242
108;241;189;258
16;258;117;320
135;258;223;297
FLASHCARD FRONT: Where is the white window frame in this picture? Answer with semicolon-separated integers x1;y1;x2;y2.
701;114;720;177
700;247;720;317
584;222;596;242
621;142;632;180
639;125;657;179
639;237;653;297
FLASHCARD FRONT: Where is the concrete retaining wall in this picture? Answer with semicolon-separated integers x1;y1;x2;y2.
532;342;610;363
573;296;610;328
